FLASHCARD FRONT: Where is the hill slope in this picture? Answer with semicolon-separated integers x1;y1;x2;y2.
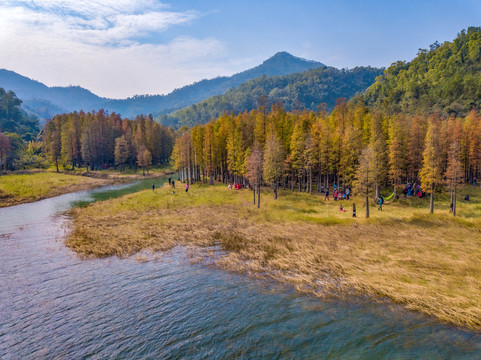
364;26;481;116
158;66;382;128
0;87;39;140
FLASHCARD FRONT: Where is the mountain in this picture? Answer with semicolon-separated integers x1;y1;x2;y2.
0;52;324;120
363;26;481;116
95;52;324;117
0;69;104;120
158;66;382;128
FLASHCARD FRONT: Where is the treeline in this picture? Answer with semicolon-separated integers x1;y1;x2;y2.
364;27;481;117
170;101;480;212
43;110;175;172
158;66;382;128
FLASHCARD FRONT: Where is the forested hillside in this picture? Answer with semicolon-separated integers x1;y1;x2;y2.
364;27;481;116
158;66;382;128
0;88;39;140
0;87;41;170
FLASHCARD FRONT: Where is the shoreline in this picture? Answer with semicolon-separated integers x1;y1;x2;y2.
66;183;481;331
0;170;172;208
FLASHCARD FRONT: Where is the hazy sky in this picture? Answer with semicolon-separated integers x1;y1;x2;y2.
1;0;480;98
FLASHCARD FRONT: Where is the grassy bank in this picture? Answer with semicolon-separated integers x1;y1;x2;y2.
0;167;174;207
0;171;114;207
67;183;481;330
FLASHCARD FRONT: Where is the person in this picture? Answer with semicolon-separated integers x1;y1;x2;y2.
185;183;189;193
172;180;175;189
346;188;350;200
378;196;383;211
465;194;470;201
474;177;478;187
168;177;171;185
324;188;329;201
152;183;155;191
228;184;232;190
339;205;345;212
352;203;356;217
334;189;338;201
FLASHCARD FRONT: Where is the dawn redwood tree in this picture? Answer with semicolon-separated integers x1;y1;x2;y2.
388;116;406;198
246;142;263;208
407;116;426;182
137;146;152;176
445;141;464;216
143;148;152;175
355;145;377;218
263;133;285;199
50;129;61;172
369;112;389;199
114;135;129;171
420;117;443;213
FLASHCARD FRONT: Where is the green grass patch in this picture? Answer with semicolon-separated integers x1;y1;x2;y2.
0;171;110;207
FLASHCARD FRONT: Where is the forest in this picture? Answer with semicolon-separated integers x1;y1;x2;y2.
158;66;382;128
42;111;175;174
365;27;481;116
0;87;41;170
170;99;480;214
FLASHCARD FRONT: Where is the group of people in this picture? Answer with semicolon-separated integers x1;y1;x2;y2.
323;185;351;201
228;183;243;190
403;182;424;198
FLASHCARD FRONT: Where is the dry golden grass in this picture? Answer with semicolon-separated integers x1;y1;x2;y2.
67;183;481;330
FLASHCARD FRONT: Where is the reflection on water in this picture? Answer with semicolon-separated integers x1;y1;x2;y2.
1;181;481;359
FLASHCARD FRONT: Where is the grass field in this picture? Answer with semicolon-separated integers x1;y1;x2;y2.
67;183;481;330
0;171;113;207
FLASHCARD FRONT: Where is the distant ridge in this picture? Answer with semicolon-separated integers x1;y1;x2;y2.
0;52;324;121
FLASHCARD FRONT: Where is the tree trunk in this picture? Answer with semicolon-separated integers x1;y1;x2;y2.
274;182;278;199
143;167;145;176
253;187;256;205
365;195;369;218
430;183;434;214
453;184;456;216
257;185;260;208
309;169;312;194
55;159;59;173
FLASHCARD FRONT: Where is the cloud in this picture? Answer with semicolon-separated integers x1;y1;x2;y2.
0;1;229;98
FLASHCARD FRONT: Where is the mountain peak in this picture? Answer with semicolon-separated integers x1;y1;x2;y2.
263;52;324;67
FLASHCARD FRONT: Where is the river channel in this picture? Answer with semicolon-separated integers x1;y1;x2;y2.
1;180;481;359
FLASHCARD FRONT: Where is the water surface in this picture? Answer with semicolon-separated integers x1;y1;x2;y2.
1;180;480;359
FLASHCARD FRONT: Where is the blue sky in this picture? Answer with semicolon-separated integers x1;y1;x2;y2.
0;0;480;98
